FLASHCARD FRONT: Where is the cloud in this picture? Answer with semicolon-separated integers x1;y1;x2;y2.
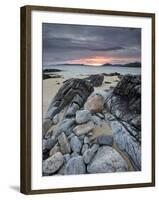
42;23;141;65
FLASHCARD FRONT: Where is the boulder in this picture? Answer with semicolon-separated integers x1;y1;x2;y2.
64;156;86;175
87;146;128;173
76;110;92;124
83;144;99;164
70;135;82;153
73;121;94;136
84;94;104;113
58;132;71;154
43;152;64;174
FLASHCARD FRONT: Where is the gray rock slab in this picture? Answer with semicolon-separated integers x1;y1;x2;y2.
87;146;128;173
43;152;64;174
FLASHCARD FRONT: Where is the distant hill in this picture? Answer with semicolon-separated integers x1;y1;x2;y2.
102;62;141;67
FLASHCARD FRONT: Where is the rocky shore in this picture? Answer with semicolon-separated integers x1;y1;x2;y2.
42;73;141;175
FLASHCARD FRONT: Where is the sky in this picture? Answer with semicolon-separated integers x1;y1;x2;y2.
42;23;141;66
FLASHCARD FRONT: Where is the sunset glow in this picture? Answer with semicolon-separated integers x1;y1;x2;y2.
67;56;112;66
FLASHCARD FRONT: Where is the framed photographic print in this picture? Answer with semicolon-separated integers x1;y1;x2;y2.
20;5;155;194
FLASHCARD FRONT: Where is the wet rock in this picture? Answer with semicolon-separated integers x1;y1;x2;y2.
70;135;82;153
76;110;92;124
58;132;71;154
84;94;104;113
73;121;94;136
83;144;99;164
87;146;128;173
97;135;113;146
64;156;86;175
43;152;64;174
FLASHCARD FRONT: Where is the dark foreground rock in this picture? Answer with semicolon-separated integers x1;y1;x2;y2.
84;74;104;87
104;75;141;170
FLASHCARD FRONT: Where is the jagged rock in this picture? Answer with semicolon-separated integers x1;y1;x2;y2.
76;110;92;124
58;132;71;154
107;115;141;170
47;78;94;117
73;121;94;136
43;152;64;174
97;135;113;146
49;144;60;156
84;94;104;113
104;75;141;170
64;156;86;175
85;74;104;87
83;144;99;164
87;146;128;173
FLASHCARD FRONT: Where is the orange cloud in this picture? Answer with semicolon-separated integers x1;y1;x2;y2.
67;56;113;66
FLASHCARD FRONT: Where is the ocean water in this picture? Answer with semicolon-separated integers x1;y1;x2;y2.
44;64;141;79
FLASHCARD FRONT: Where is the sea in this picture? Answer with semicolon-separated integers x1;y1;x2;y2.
43;64;141;79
